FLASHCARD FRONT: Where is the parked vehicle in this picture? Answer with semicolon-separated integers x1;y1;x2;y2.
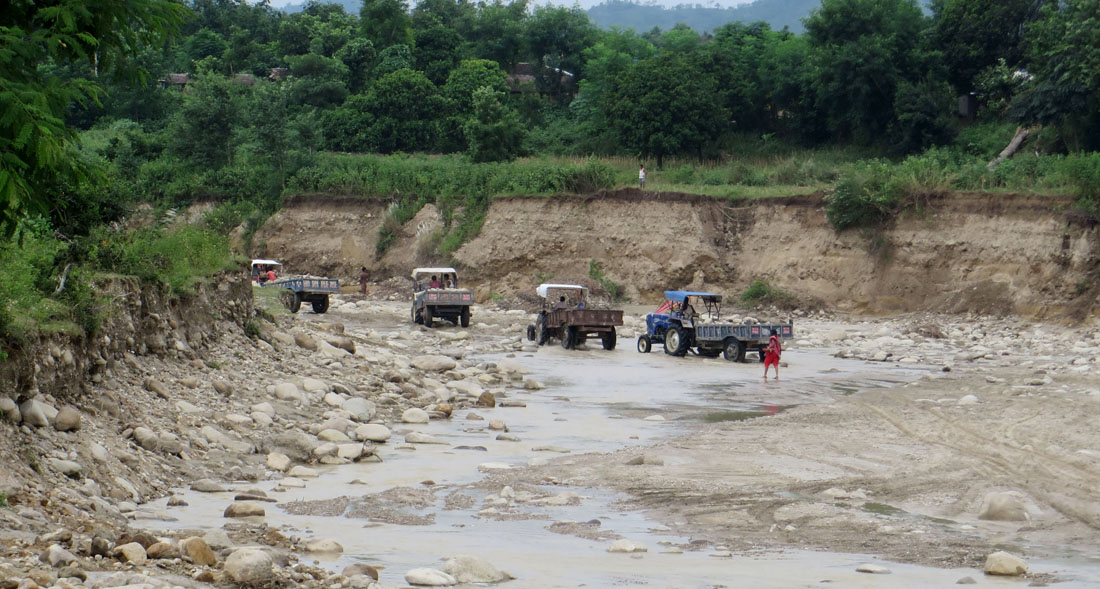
525;283;623;350
409;267;473;328
251;259;339;314
638;290;793;361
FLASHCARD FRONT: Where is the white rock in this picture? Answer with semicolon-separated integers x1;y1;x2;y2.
405;567;457;586
410;355;458;372
287;465;319;478
225;548;274;584
402;408;430;424
441;554;514;583
608;539;648;553
406;431;448;445
984;551;1027;576
265;452;291;472
302;377;329;393
978;492;1029;521
303;538;344;553
342;397;375;422
274;382;303;401
957;395;979;406
323;392;345;407
251;402;276;416
19;399;52;428
856;564;891;574
355;424;392;442
318;429;350;442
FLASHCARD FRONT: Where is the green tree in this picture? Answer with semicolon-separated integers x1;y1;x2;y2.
184;27;229;66
464;86;526;162
928;0;1035;92
468;0;528;69
414;24;463;85
524;5;598;98
366;69;447;152
376;44;414;77
336;38;378;94
804;0;936;146
605;54;727;167
361;0;414;49
169;73;245;169
0;0;187;235
1014;0;1100;149
286;53;350;107
444;59;509;115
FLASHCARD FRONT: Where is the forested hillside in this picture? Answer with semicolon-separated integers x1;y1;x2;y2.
588;0;822;33
2;0;1100;343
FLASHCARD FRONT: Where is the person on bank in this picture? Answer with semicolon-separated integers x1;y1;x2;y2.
359;266;369;294
764;329;782;380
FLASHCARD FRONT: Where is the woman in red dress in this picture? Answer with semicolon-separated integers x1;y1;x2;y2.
764;329;781;380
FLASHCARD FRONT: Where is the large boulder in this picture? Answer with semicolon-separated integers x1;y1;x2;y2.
19;399;51;428
355;424;392;443
984;551;1027;576
270;431;319;462
225;548;275;585
180;537;217;566
402;408;430;424
342;398;375;422
441;555;514;583
410;355;458;372
54;407;82;432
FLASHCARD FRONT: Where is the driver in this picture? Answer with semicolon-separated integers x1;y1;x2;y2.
552;295;569;311
681;300;696;319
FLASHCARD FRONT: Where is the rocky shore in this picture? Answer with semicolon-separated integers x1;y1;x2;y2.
2;282;1099;587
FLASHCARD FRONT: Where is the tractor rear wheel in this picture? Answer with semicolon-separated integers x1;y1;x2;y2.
664;325;689;356
535;315;550;345
460;307;471;328
423;307;433;328
311;295;329;314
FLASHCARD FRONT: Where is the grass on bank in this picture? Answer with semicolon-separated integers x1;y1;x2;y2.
0;224;236;349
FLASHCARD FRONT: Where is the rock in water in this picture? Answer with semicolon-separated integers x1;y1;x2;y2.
303;538;343;553
441;555;514;583
355;424;392;442
405;567;457;586
403;408;430;424
224;501;266;518
607;540;647;553
856;564;891;574
984;551;1027;576
978;492;1028;521
476;392;496;407
225;548;274;584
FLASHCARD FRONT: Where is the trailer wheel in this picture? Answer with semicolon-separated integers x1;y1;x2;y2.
423;307;433;328
561;325;576;350
311;295;329;314
664;325;689;356
723;339;745;362
637;335;651;353
526;325;536;341
283;291;301;314
460;307;471;328
602;327;617;351
411;302;421;324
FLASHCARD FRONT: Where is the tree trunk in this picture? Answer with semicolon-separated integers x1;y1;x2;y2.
987;125;1039;171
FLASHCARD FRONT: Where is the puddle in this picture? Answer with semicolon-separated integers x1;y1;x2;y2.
133;324;1100;587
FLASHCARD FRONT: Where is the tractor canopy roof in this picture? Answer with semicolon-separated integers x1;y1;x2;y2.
536;283;588;298
664;290;722;303
251;259;282;267
411;267;458;279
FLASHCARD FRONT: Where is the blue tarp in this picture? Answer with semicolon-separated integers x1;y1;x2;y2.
663;290;722;302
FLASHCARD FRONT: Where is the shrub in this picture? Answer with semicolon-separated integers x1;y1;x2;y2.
588;259;624;301
824;161;905;231
741;279;793;306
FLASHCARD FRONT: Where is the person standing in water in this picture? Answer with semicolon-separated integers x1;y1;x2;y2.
358;266;369;295
764;329;782;380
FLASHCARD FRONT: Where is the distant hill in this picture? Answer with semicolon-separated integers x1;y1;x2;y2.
281;0;360;14
587;0;824;34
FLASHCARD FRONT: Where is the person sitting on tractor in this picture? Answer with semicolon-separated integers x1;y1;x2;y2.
265;267;277;283
429;275;441;289
552;295;569;311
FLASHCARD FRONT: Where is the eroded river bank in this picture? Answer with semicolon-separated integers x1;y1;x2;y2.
3;293;1100;588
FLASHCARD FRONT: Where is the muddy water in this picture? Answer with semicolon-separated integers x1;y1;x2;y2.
136;321;1100;587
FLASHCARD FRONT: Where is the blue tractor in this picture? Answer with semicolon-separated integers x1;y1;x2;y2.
638;290;794;361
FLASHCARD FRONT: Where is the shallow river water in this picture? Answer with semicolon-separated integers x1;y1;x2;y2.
135;317;1100;587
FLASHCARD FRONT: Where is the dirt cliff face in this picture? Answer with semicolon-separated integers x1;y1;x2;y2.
258;190;1100;319
0;272;252;402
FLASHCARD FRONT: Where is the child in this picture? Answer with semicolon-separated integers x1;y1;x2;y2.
764;329;782;380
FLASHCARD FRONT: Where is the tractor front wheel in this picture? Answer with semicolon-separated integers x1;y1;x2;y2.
637;335;651;353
